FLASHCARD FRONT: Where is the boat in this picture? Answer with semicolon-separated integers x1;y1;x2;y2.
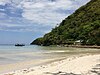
15;44;25;46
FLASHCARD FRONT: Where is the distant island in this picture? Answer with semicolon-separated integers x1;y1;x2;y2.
31;0;100;46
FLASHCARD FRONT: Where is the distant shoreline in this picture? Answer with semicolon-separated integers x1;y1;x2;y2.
31;44;100;49
63;45;100;49
65;45;100;49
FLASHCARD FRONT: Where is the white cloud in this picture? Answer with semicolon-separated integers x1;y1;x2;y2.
0;0;10;5
20;0;90;26
22;9;68;26
0;0;90;32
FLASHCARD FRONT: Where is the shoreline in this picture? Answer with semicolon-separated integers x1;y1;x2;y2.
57;45;100;49
1;54;100;75
0;57;67;74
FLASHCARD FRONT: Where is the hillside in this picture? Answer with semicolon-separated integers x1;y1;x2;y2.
31;0;100;46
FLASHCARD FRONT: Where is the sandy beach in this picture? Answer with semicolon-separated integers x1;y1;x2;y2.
1;54;100;75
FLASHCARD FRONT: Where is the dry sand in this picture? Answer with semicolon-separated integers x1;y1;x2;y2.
1;54;100;75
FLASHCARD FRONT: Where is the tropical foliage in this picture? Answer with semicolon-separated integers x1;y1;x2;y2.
31;0;100;46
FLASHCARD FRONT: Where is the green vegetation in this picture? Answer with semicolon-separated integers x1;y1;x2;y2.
31;0;100;46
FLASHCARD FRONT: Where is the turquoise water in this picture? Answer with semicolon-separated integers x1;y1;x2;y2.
0;45;100;65
0;45;46;65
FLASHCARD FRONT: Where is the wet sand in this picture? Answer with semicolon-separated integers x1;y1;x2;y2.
0;57;67;74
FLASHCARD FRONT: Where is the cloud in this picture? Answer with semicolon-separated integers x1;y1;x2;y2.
0;0;90;32
0;0;10;5
21;0;90;25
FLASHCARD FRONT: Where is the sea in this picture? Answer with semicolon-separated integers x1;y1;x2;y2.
0;45;100;73
0;45;100;65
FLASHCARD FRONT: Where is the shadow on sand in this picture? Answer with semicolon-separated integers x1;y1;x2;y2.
90;64;100;75
44;64;100;75
44;71;81;75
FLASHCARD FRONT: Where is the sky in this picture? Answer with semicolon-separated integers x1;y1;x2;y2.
0;0;90;44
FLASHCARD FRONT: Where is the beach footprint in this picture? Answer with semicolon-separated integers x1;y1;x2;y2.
91;64;100;75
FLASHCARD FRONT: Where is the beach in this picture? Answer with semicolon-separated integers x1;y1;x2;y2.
1;54;100;75
0;46;100;75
